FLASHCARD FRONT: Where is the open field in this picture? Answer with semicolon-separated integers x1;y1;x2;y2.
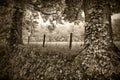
22;42;84;56
24;42;84;46
24;41;120;49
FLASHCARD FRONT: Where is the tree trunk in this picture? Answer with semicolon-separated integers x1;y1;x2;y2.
76;0;120;78
9;3;23;49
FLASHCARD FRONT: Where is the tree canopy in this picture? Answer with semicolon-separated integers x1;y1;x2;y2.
29;0;120;22
0;0;120;23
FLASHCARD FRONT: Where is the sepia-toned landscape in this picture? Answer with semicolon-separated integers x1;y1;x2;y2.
0;0;120;80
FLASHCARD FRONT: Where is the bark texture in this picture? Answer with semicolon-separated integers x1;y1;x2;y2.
9;2;24;49
76;0;120;77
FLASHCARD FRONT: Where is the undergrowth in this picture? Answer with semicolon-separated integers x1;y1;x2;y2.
0;43;120;80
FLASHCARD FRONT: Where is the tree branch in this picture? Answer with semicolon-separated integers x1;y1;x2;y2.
29;1;57;15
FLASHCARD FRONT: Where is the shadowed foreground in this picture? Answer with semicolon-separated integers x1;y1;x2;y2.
0;44;120;80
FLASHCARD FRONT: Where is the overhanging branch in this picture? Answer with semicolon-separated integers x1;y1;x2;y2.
28;1;57;15
34;7;57;15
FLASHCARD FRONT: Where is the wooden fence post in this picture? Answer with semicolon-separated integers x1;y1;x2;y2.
43;34;46;47
69;33;73;49
28;36;30;45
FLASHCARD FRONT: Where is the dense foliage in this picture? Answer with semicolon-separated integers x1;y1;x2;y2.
10;45;120;80
0;0;120;80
